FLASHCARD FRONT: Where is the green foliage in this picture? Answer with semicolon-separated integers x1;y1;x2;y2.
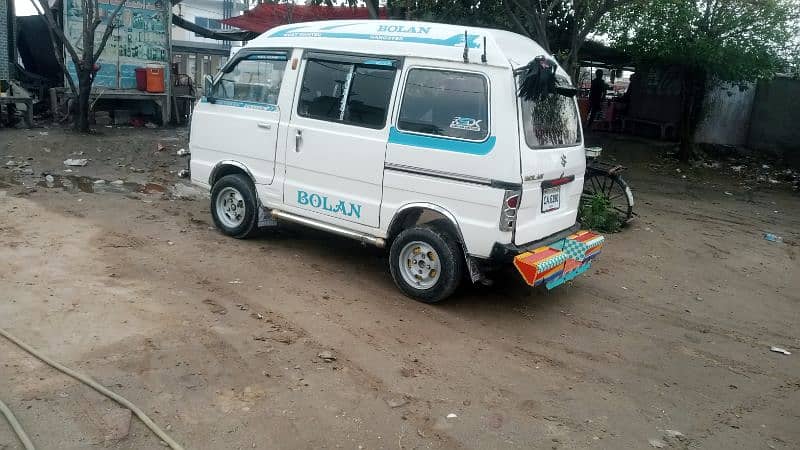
786;34;800;78
405;0;621;72
603;0;800;83
579;193;621;233
407;0;509;29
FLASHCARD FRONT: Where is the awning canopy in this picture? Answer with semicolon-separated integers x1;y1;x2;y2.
220;4;388;34
173;14;259;42
578;40;634;70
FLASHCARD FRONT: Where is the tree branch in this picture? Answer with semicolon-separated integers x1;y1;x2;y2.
578;0;622;42
503;0;533;38
93;0;103;33
39;14;78;97
31;0;82;66
82;0;90;53
93;0;128;63
509;0;544;29
509;0;550;50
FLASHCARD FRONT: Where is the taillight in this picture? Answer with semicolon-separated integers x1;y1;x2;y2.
499;189;521;231
541;174;575;188
506;194;519;209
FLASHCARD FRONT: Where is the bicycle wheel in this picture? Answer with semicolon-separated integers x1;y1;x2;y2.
582;172;634;224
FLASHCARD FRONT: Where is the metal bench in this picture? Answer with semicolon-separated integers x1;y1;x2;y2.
621;117;676;140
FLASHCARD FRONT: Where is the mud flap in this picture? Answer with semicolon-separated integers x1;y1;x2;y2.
513;231;604;288
258;207;278;228
466;256;493;285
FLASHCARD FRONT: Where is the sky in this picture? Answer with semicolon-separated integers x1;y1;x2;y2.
14;0;41;16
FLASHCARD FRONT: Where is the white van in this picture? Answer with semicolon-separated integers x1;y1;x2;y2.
189;20;604;302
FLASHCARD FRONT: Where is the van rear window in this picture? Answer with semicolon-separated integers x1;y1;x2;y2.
398;69;489;141
298;59;396;129
520;80;581;148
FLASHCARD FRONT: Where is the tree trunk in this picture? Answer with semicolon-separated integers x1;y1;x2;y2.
564;40;582;82
76;69;92;132
365;0;379;19
677;68;707;162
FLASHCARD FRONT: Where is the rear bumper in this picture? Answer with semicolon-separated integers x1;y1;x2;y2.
512;230;604;289
489;223;581;263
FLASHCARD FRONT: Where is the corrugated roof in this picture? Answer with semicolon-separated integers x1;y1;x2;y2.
221;4;388;34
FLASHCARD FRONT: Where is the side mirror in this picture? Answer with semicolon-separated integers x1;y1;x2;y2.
204;75;215;103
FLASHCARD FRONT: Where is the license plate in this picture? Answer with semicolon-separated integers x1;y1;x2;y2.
542;187;560;212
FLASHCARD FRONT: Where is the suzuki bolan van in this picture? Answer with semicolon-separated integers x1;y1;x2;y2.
188;20;604;302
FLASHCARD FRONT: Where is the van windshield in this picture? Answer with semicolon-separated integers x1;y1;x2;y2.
520;80;582;149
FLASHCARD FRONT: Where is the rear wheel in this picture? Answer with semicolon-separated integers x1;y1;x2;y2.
582;172;634;224
389;225;463;303
210;174;259;238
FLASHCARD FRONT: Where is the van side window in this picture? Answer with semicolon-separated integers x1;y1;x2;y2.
398;69;489;141
213;54;286;105
298;59;396;128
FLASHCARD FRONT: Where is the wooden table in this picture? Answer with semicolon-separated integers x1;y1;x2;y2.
66;89;170;125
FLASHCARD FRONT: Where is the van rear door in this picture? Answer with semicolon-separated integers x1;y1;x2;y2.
513;93;585;246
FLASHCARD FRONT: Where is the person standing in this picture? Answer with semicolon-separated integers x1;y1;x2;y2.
586;69;610;127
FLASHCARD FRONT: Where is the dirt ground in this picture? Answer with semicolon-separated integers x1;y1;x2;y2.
0;125;798;450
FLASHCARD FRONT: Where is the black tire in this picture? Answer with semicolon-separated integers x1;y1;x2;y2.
389;225;464;303
210;174;259;238
582;173;634;224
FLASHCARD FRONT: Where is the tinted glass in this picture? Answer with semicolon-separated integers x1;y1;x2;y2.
344;66;396;127
521;78;581;148
298;60;351;121
213;56;286;104
398;69;489;141
298;59;396;128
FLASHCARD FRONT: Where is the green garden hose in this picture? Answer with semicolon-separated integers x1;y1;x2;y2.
0;327;184;450
0;398;35;450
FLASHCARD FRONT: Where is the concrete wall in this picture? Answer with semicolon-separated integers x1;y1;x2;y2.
696;82;756;147
747;77;800;167
1;0;10;82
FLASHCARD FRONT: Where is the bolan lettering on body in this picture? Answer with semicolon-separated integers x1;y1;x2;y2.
297;190;362;219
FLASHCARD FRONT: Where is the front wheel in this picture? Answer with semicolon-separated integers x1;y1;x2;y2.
389;225;464;303
210;174;259;238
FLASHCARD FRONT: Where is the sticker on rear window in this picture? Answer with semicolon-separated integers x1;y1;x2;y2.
450;116;482;132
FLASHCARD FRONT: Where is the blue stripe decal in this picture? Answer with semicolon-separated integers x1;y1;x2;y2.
201;97;279;112
320;23;360;31
269;27;481;48
388;127;495;155
362;59;396;67
245;54;287;61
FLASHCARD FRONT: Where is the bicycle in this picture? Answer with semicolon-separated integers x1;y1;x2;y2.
582;147;635;225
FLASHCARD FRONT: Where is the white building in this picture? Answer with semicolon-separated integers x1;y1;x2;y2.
171;0;247;89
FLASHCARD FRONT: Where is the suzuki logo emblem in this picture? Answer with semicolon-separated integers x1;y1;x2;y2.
560;154;567;167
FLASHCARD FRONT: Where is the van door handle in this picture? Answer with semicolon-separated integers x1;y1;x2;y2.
257;122;271;130
294;129;302;152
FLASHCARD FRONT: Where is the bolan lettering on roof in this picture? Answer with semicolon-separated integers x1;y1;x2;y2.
244;19;568;75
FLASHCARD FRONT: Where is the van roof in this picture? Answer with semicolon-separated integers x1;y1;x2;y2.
246;20;555;71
